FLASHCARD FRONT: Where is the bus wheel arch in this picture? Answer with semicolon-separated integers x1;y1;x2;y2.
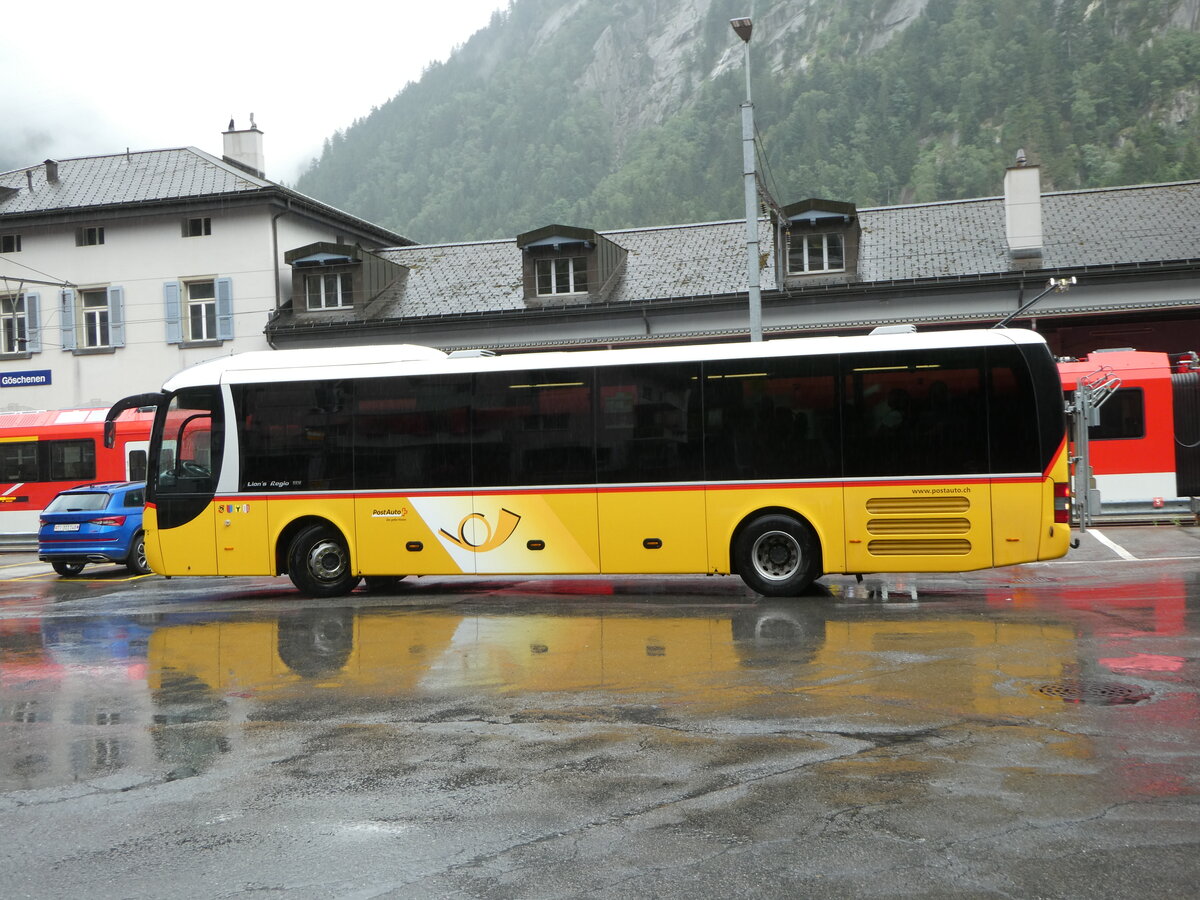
731;508;823;597
280;518;361;598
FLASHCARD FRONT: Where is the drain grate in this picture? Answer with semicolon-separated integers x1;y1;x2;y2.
1036;680;1153;706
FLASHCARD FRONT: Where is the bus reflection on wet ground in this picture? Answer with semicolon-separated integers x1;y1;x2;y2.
3;569;1196;797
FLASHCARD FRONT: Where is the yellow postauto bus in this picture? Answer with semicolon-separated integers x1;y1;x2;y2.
106;327;1071;597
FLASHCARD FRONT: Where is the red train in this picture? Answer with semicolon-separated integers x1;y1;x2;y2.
0;407;154;537
1057;349;1200;515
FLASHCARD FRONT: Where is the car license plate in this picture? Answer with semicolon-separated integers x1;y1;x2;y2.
53;523;80;532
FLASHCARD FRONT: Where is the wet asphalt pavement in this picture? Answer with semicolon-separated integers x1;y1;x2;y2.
1;525;1198;898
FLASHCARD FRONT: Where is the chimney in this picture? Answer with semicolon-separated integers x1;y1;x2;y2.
1003;150;1042;264
44;159;59;183
222;115;266;179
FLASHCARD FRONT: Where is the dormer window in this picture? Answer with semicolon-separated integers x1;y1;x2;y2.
306;272;354;309
517;224;626;308
284;241;408;317
536;256;589;295
787;232;845;274
775;198;860;285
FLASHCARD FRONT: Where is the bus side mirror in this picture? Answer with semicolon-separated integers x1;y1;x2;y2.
104;391;166;450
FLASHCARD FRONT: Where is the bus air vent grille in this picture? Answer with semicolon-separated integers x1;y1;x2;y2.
866;496;970;514
868;539;972;556
867;517;970;535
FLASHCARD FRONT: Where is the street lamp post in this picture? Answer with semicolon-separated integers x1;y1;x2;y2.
731;16;762;342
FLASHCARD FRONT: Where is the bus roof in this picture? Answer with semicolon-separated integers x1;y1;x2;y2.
162;328;1050;390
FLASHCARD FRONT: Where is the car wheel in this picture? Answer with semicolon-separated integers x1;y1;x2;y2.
52;561;86;577
287;523;361;597
733;513;822;597
126;533;151;575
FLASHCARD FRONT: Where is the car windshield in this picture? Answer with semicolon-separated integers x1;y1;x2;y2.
45;492;111;513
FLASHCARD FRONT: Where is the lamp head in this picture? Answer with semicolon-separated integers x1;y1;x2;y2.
730;17;752;42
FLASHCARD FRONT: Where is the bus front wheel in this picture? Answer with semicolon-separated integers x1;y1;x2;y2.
287;524;361;597
734;514;821;597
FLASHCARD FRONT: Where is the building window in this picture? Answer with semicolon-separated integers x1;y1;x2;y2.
1;294;28;354
81;289;111;347
183;217;211;237
76;226;105;247
186;280;218;341
0;234;20;253
305;272;353;310
536;257;588;295
786;232;845;274
164;278;231;344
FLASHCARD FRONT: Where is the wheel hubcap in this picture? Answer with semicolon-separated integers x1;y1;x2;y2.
751;530;801;581
307;540;347;583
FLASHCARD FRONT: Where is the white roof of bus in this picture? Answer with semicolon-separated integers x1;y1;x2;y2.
161;328;1047;390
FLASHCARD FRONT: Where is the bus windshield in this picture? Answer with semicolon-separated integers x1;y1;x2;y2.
150;386;223;527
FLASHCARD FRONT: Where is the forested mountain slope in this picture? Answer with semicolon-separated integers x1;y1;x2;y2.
296;0;1200;243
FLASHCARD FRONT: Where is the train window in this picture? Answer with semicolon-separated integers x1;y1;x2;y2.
46;440;96;481
0;440;37;482
127;449;147;482
1089;387;1145;440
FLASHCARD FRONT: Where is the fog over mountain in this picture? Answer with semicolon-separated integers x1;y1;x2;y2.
296;0;1200;243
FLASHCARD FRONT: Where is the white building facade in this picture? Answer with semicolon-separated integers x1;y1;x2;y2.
0;124;407;413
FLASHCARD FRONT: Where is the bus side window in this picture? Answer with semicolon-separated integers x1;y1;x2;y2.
473;369;595;487
596;363;702;484
353;375;471;490
703;357;838;481
844;350;985;477
989;347;1042;474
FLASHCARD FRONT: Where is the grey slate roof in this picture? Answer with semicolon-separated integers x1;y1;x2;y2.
0;147;409;244
368;179;1200;320
0;148;268;214
860;180;1200;280
379;219;766;318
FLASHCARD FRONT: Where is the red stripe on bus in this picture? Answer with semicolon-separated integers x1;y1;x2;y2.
198;475;1047;506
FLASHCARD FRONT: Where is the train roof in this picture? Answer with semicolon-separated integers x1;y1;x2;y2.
162;328;1051;390
0;407;155;432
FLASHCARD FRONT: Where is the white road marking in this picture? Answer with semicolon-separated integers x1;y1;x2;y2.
1088;528;1138;561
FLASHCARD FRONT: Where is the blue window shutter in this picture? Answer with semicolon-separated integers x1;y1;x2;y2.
60;288;76;351
25;292;41;353
108;286;125;347
164;281;182;344
216;277;234;341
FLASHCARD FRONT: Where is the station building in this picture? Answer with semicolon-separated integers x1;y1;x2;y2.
0;121;407;412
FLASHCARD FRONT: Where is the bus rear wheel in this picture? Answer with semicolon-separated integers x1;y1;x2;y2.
734;514;821;597
287;524;361;597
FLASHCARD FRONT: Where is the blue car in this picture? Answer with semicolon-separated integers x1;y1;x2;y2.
38;481;150;577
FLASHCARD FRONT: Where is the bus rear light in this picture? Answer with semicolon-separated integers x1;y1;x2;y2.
89;515;126;527
1053;483;1070;523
